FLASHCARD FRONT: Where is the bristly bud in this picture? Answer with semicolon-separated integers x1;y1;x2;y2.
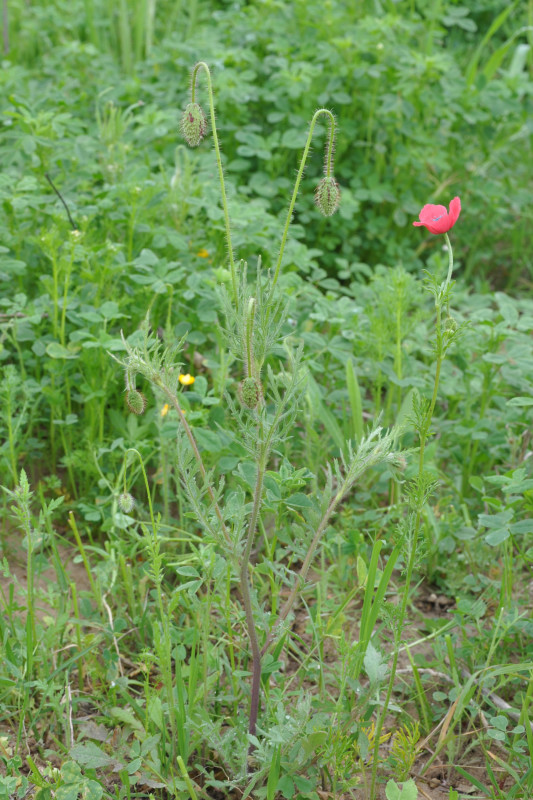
315;176;341;217
444;316;458;333
118;492;135;513
125;389;147;415
180;102;207;147
239;377;263;410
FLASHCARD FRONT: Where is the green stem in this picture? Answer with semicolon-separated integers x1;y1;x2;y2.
191;62;238;310
242;456;266;746
443;232;454;316
270;108;336;295
60;242;75;347
369;239;454;799
245;297;256;379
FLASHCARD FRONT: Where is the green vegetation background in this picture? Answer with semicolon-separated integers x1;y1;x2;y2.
1;0;532;797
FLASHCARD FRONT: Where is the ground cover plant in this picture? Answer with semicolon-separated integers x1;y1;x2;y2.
1;1;533;799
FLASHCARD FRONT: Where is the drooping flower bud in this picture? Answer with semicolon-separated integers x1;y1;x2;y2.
315;176;340;217
180;102;207;147
125;389;147;415
118;492;135;513
239;377;263;410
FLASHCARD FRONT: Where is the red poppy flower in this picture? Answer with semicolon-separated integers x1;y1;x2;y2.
413;196;461;235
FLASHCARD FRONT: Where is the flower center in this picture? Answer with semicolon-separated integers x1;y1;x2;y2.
432;215;444;221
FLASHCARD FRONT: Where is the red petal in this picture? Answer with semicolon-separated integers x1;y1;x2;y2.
448;196;461;226
418;204;447;223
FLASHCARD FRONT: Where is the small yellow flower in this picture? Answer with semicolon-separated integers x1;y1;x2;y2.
160;403;169;417
179;373;195;386
196;248;209;258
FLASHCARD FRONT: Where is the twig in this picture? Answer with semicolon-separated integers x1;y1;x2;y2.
45;173;77;230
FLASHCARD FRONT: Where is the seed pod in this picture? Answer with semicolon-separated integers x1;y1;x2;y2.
180;102;208;147
118;492;135;513
239;377;262;410
315;176;341;217
125;389;147;415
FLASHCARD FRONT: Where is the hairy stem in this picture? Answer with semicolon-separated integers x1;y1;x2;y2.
270;108;336;295
191;62;238;311
444;232;454;316
245;297;256;379
261;491;341;657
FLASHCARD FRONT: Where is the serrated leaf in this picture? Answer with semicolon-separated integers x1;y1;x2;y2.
285;492;313;509
364;641;388;684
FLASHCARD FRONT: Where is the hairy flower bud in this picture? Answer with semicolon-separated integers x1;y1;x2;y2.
180;102;207;147
125;389;147;415
444;316;458;333
315;176;340;217
118;492;135;513
239;377;262;410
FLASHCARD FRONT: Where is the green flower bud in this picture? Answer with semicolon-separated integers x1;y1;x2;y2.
444;316;458;333
315;176;340;217
125;389;147;415
239;377;262;410
118;492;135;513
180;102;207;147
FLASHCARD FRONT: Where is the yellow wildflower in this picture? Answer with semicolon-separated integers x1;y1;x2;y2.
196;248;209;258
179;373;195;386
161;403;169;417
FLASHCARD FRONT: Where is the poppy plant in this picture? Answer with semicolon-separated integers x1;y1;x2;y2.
413;196;461;235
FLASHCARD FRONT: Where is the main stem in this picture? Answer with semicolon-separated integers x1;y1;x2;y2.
191;62;239;311
270;108;336;296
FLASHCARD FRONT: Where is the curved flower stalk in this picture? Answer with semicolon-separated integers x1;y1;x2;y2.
270;108;339;296
179;61;239;311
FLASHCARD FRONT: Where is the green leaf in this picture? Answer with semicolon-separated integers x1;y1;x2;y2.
70;742;120;769
266;744;281;800
484;528;510;546
278;775;295;799
46;342;79;359
507;397;533;407
385;778;418;800
364;641;388;684
193;428;223;452
285;492;313;509
81;781;104;800
56;786;79;800
465;0;518;85
478;510;513;528
346;359;364;441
